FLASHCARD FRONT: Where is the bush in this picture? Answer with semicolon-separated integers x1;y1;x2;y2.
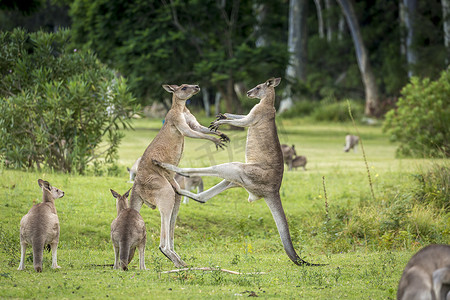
383;70;450;158
0;28;140;173
311;99;364;122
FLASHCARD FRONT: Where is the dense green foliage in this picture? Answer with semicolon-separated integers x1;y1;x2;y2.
0;28;140;173
70;0;288;111
384;69;450;158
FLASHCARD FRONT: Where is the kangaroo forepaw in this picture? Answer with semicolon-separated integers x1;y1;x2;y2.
215;141;227;150
152;159;162;167
219;133;230;143
215;113;227;120
208;123;219;132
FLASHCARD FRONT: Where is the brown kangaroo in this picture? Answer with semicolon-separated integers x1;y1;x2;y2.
129;83;229;267
153;78;319;266
397;244;450;300
281;144;296;171
110;189;146;271
18;179;64;272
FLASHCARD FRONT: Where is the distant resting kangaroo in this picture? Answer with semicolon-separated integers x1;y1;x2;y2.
153;77;319;266
18;179;64;272
129;83;229;267
397;244;450;300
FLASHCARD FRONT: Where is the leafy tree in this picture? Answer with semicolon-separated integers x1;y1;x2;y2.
70;0;288;111
383;69;449;158
0;28;140;173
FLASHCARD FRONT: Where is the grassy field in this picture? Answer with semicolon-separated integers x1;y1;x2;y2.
0;117;448;299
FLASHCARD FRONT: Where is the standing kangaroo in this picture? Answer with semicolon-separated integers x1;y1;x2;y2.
153;78;318;266
18;179;64;272
110;189;146;271
397;244;450;300
130;83;229;267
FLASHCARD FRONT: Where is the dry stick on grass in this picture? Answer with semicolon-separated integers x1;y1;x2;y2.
347;100;376;201
161;267;267;275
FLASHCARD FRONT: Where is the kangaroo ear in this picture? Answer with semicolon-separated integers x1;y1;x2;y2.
292;145;295;149
38;179;50;190
162;85;179;93
266;77;281;87
127;167;130;172
110;189;120;199
123;188;131;199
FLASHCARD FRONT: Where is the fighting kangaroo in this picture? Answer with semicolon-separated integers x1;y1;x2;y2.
130;83;229;267
153;78;318;266
18;179;64;272
397;244;450;300
110;189;146;271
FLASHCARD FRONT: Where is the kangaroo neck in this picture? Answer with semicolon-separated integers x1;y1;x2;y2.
116;201;128;215
171;96;186;112
42;190;55;204
260;90;275;107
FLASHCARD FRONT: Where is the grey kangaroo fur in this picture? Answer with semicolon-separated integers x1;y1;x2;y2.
110;189;146;271
291;155;307;171
18;179;64;272
281;144;296;171
127;157;142;183
129;83;229;267
397;244;450;300
174;173;204;204
153;77;319;266
344;134;359;152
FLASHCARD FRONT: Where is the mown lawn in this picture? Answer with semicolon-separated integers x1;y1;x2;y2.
0;117;448;299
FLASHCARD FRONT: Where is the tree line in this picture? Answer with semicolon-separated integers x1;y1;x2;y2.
1;0;449;117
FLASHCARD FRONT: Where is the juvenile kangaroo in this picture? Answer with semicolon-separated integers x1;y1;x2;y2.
174;173;204;204
397;244;450;300
291;155;307;171
154;78;318;266
127;157;142;183
281;144;296;171
110;189;146;271
130;83;229;267
344;135;359;152
18;179;64;272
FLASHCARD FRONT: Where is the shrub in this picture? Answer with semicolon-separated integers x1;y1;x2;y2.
414;163;450;212
0;28;140;173
279;101;316;118
383;70;450;158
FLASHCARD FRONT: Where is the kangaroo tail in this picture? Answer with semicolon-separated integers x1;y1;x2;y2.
119;241;130;271
32;239;45;272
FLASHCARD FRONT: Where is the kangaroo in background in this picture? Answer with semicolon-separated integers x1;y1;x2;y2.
174;174;203;204
397;244;450;300
130;83;229;267
127;157;142;183
281;144;296;171
110;189;146;271
344;135;359;152
18;179;64;272
154;78;319;266
291;155;307;171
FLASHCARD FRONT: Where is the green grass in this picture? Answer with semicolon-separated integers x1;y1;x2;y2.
0;117;448;299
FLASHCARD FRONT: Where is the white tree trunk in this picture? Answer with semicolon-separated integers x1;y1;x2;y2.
314;0;325;38
202;88;210;117
403;0;418;77
442;0;450;64
337;0;380;117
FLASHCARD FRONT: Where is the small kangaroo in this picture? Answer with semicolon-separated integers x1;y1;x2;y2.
174;174;204;204
18;179;64;272
127;157;142;183
153;78;318;266
291;155;307;171
130;83;229;267
344;134;359;152
397;244;450;300
281;144;297;171
110;189;146;271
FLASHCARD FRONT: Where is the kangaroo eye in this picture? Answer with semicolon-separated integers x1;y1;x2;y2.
181;87;187;91
256;87;260;90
